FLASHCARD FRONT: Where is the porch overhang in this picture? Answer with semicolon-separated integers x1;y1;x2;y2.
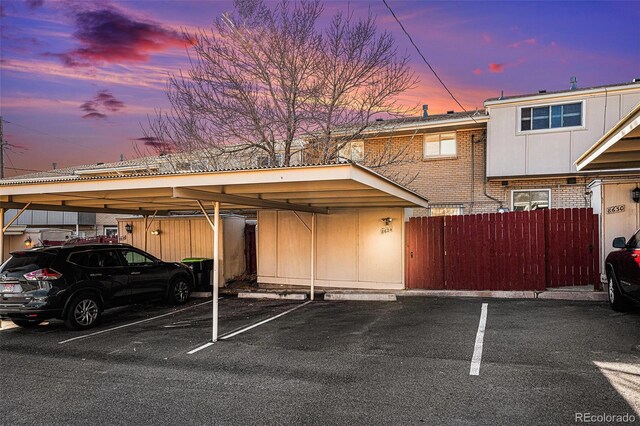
576;103;640;172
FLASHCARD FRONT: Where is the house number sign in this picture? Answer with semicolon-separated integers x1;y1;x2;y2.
606;204;625;214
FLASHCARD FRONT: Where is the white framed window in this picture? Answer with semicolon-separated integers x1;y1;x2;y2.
103;226;118;237
423;132;456;159
511;189;551;211
428;205;463;216
519;101;583;132
257;154;283;167
338;141;365;162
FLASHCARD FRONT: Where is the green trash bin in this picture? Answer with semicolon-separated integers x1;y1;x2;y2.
181;258;214;290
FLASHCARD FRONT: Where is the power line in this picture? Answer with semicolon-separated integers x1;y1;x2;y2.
382;0;476;121
1;118;94;150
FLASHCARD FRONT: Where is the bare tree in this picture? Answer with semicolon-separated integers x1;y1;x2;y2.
148;0;418;173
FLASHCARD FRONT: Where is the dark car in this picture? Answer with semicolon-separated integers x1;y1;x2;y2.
0;244;193;330
606;230;640;311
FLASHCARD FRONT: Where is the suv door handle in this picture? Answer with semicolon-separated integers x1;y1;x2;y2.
89;273;102;277
130;271;141;275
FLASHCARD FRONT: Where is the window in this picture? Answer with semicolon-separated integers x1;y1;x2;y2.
520;102;582;131
68;250;121;268
423;132;456;159
429;205;463;216
257;154;283;167
338;141;365;162
121;250;156;266
511;189;551;211
104;226;118;237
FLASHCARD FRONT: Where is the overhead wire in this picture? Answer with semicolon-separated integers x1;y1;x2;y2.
382;0;477;123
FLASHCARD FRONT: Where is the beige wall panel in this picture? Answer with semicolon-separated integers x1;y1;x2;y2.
277;211;311;279
223;217;246;280
316;209;357;281
526;131;571;174
257;211;277;277
602;183;640;262
358;208;403;284
189;219;214;258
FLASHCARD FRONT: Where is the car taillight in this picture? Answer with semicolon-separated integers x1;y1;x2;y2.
24;268;63;281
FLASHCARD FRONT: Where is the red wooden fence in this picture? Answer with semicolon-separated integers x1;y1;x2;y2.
406;208;599;291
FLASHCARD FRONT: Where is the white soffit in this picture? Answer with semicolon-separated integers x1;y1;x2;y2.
0;164;429;215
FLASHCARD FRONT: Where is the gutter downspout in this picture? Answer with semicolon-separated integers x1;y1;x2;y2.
480;131;503;209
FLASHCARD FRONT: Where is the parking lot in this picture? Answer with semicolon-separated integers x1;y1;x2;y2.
1;296;638;425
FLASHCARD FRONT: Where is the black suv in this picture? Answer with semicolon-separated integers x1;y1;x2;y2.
0;244;193;330
606;230;640;311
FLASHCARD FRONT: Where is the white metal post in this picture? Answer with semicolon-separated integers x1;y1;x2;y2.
310;212;316;301
0;208;4;263
212;201;220;342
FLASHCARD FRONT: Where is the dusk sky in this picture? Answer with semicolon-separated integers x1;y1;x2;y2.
1;0;638;176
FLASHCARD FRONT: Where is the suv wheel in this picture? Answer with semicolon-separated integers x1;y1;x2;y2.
608;273;628;312
65;294;102;330
168;278;191;305
12;319;44;328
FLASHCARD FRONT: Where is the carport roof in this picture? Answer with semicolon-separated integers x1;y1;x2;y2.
576;102;640;171
0;163;429;215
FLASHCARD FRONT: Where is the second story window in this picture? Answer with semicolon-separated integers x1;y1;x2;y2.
520;102;582;131
423;132;456;159
339;141;364;162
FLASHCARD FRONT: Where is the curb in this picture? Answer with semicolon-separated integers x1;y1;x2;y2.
191;291;213;298
325;293;397;301
238;292;308;300
400;290;537;299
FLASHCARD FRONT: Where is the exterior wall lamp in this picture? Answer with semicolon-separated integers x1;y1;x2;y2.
632;186;640;203
381;217;393;234
24;236;32;248
125;223;133;234
151;229;161;235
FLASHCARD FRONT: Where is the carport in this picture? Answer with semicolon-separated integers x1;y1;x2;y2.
0;163;428;342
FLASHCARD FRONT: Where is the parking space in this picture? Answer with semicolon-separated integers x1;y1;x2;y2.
1;297;638;425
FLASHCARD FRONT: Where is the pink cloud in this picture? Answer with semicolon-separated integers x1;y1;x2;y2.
489;63;504;73
482;33;491;44
472;68;482;75
508;38;537;48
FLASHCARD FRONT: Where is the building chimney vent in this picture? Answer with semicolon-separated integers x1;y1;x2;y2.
570;76;578;90
498;90;504;100
634;78;640;83
375;118;384;122
422;104;428;118
446;110;454;114
538;90;547;94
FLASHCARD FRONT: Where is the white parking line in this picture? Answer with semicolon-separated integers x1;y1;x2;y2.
58;299;215;345
186;300;312;354
221;301;312;340
470;303;488;376
187;341;214;354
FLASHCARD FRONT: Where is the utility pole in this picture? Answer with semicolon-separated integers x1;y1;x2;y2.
0;116;5;179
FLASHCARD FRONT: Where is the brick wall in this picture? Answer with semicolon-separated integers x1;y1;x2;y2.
364;129;592;216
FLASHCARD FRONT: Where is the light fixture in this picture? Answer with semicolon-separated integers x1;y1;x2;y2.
632;186;640;203
125;223;133;234
151;229;161;235
497;206;509;213
24;236;32;248
381;217;393;226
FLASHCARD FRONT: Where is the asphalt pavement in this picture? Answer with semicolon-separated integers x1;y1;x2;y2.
0;297;638;425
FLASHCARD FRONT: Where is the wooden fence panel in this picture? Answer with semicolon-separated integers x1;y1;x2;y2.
405;208;597;291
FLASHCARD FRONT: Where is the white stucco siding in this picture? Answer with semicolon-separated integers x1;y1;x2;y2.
257;208;404;290
487;88;640;177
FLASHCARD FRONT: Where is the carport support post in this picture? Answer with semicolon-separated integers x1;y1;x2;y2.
212;201;220;342
310;212;316;301
0;208;4;263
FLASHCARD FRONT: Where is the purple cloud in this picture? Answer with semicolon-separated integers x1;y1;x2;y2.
80;90;125;119
56;8;187;67
25;0;44;9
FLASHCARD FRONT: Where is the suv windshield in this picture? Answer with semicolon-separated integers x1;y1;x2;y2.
0;252;55;273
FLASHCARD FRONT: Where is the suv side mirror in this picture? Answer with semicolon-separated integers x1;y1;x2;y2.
612;237;627;249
